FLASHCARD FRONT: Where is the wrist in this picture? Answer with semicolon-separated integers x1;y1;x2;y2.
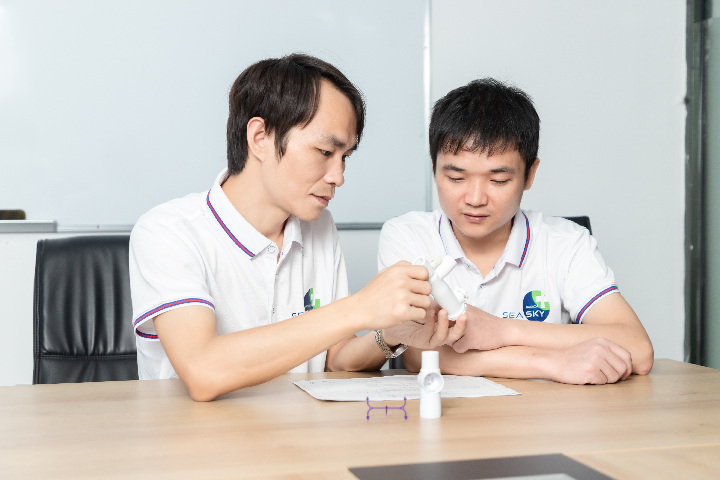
503;317;523;347
339;295;369;333
373;329;407;359
529;349;561;381
380;327;401;348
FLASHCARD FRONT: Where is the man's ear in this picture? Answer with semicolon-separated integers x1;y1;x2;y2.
246;117;268;162
524;158;540;191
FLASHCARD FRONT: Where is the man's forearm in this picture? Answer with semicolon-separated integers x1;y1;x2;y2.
158;298;368;401
405;345;555;379
503;319;653;374
325;332;387;372
455;295;654;375
407;344;634;385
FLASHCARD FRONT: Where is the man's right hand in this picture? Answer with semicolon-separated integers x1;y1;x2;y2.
352;261;432;330
541;337;633;384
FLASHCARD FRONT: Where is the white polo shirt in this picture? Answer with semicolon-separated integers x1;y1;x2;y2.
129;170;348;379
378;209;617;325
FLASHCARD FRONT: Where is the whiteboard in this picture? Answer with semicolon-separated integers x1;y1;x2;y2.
0;0;428;226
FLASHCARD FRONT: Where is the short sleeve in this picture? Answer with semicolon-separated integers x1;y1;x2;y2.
559;229;618;323
129;212;215;340
378;219;419;270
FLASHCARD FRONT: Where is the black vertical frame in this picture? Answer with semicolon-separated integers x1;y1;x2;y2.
685;0;711;364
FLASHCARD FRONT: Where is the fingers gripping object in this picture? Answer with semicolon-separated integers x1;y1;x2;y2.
413;256;467;320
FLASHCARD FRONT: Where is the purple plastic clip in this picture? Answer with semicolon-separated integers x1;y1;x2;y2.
366;397;408;420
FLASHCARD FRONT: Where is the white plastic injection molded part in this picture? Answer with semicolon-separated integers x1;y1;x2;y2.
418;350;444;419
432;255;456;279
413;255;467;320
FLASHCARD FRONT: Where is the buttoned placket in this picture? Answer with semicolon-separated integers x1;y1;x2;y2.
440;214;493;312
475;282;486;309
255;243;280;322
270;243;292;321
458;261;487;310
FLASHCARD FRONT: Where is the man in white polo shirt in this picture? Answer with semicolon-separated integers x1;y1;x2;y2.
130;54;463;401
379;78;654;385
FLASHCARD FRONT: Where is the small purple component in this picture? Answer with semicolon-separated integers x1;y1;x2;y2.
366;397;408;420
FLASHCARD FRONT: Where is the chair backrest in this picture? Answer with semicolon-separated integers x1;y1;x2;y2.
33;235;138;384
563;216;592;234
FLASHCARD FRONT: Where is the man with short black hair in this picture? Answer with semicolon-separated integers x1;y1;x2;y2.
130;54;464;401
379;78;654;384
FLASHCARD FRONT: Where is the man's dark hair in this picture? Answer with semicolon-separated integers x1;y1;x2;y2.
429;78;540;180
226;53;365;175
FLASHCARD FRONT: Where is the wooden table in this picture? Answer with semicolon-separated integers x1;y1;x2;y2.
1;359;719;479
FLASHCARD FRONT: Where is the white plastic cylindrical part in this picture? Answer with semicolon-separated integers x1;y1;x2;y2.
412;256;432;269
418;351;443;419
421;350;440;370
420;388;441;419
433;256;457;279
429;279;466;320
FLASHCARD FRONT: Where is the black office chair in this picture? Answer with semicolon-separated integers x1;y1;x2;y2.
388;215;592;370
563;216;592;234
33;235;138;384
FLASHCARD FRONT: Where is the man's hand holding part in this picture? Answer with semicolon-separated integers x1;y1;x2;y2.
349;261;433;330
382;301;468;350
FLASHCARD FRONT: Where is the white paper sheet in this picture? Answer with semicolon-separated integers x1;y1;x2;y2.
293;375;520;401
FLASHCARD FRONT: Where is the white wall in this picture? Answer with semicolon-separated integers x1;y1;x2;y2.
0;0;428;226
431;0;687;360
0;233;51;386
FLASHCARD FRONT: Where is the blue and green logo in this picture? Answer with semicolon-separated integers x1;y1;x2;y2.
522;290;550;321
304;288;320;311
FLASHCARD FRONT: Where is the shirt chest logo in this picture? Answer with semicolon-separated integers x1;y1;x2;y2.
522;290;550;321
291;288;322;317
304;288;321;311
